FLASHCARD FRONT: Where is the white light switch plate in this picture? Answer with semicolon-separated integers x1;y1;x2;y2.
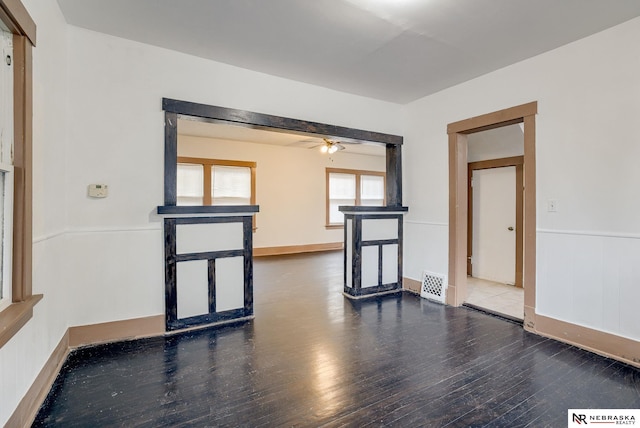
88;184;108;198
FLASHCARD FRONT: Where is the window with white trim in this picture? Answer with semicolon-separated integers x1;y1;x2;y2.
326;168;385;226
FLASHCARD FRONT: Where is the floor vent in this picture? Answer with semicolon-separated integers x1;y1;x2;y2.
420;271;447;304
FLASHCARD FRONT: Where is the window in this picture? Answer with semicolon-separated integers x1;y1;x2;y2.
177;163;204;206
0;0;38;350
177;157;256;206
0;27;13;310
326;168;385;226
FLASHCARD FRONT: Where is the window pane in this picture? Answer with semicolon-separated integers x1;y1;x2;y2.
212;196;252;205
177;163;203;205
361;175;384;204
0;28;11;303
328;173;356;224
212;165;251;205
329;173;356;199
0;172;4;299
329;198;355;224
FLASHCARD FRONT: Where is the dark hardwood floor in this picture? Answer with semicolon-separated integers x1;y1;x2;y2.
34;251;640;427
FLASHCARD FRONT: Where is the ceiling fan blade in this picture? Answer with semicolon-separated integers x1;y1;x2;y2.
287;138;323;148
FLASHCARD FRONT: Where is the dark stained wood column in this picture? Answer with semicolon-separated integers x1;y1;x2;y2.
386;144;402;207
164;111;177;206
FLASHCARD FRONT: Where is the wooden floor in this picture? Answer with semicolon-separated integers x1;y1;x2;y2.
34;251;640;427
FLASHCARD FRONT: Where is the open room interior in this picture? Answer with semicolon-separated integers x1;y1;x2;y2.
1;1;639;426
175;119;387;254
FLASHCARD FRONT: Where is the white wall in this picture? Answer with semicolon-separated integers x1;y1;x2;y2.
403;16;640;341
62;26;401;327
467;124;523;162
178;136;385;248
1;5;403;424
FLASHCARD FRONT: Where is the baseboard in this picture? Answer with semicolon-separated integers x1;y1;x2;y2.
7;330;70;428
406;277;638;368
68;315;165;348
533;314;640;369
254;242;342;257
8;314;165;427
403;277;421;294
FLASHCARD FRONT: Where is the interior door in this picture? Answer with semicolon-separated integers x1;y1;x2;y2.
471;166;516;285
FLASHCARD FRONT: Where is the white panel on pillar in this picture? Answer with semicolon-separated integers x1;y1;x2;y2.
346;218;353;287
382;244;398;285
177;222;243;254
362;218;398;241
215;256;245;312
177;260;209;319
362;246;379;288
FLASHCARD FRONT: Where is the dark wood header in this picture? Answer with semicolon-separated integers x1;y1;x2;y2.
162;98;403;146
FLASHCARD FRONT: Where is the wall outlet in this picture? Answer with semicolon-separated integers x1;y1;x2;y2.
88;184;108;198
547;199;557;212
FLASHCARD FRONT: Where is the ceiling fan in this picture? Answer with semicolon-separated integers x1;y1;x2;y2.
286;136;386;157
320;138;345;154
288;137;348;153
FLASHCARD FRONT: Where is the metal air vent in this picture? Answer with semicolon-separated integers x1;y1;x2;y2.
420;271;447;304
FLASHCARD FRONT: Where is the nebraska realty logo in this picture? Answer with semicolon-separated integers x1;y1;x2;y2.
569;409;639;425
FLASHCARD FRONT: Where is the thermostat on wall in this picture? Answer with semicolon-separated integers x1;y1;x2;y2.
88;184;108;198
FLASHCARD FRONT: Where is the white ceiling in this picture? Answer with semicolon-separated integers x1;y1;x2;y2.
178;118;386;156
56;0;640;104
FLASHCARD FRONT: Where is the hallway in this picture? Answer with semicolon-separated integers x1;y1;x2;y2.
465;277;524;321
34;252;639;427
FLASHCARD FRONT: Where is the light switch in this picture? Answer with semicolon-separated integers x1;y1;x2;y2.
88;184;108;198
547;199;557;212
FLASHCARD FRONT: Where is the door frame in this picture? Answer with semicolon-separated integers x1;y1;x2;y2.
447;102;537;330
467;156;524;288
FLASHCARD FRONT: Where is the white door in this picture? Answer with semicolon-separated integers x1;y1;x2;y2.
472;167;516;285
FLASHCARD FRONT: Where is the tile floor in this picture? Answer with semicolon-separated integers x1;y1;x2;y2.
465;276;524;320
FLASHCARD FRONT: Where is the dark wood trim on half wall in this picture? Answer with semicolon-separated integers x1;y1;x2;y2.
164;216;254;331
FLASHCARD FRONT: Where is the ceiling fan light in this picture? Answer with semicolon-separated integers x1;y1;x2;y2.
320;144;329;153
328;145;338;154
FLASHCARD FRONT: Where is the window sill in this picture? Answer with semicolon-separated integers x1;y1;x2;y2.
0;294;43;349
325;224;343;229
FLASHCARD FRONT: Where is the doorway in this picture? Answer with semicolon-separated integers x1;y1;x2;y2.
447;102;537;331
466;153;524;319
